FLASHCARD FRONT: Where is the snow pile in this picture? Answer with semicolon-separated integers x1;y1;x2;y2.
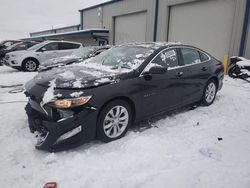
42;79;56;104
70;91;84;98
236;57;250;67
0;66;250;188
59;71;76;80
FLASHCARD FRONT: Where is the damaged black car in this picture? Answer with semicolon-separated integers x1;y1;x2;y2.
24;42;224;151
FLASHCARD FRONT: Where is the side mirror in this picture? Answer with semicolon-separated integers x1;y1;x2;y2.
39;47;46;52
147;66;168;74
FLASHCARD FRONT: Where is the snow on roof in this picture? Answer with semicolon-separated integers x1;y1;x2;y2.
23;28;109;40
79;0;121;11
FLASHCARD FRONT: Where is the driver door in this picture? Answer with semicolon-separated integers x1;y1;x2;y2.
140;48;183;117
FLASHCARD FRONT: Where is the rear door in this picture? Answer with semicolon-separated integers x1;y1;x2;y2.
140;48;183;117
177;47;211;104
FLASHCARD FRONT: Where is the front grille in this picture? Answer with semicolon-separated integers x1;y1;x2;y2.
5;55;9;60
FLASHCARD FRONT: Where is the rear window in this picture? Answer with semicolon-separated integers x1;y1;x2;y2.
59;42;80;50
181;48;201;65
199;51;209;61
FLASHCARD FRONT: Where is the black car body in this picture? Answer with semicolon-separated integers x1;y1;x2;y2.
24;42;224;151
0;41;39;65
0;40;22;50
228;56;250;81
38;46;111;71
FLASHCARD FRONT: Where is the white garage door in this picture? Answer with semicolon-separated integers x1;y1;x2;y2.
114;12;147;45
168;0;235;61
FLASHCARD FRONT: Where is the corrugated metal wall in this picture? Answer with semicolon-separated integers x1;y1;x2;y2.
82;0;155;44
245;26;250;58
81;0;247;59
157;0;246;60
167;0;236;61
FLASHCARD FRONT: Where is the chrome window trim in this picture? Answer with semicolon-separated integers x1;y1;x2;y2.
140;46;211;76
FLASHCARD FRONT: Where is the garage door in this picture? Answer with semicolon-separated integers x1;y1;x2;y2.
114;12;146;45
168;0;235;61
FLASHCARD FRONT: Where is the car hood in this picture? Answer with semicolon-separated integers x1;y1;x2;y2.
32;65;128;89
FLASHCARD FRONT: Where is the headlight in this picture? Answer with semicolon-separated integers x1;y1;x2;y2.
49;96;92;109
11;54;16;57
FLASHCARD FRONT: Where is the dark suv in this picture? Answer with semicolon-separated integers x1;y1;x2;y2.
24;42;224;151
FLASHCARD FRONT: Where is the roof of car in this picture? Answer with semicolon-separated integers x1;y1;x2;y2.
40;40;82;45
117;42;183;49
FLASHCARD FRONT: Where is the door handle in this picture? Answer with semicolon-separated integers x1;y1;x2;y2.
201;67;208;71
176;71;183;77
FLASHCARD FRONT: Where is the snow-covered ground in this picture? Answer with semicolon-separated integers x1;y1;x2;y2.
0;65;250;188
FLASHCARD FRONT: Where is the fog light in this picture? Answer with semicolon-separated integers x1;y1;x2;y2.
56;126;82;142
11;60;17;64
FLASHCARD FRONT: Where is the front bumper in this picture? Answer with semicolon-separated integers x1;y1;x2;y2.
4;55;21;67
25;100;97;152
218;72;224;91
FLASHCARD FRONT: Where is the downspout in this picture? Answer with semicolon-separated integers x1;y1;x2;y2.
239;0;250;56
80;10;84;30
153;0;159;42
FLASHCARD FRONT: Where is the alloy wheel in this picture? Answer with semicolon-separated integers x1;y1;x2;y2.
103;105;129;138
25;60;37;71
205;82;216;103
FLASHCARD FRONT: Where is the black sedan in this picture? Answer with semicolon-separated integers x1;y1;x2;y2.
24;42;224;151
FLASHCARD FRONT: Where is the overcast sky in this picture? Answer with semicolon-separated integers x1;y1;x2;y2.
0;0;109;41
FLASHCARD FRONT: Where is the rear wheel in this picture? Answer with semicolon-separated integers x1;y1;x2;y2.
97;100;132;143
22;59;39;72
201;79;217;106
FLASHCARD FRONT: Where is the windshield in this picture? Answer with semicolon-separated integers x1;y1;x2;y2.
27;42;46;51
86;46;154;70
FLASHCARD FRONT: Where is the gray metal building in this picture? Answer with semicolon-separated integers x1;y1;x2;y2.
79;0;250;61
27;0;250;61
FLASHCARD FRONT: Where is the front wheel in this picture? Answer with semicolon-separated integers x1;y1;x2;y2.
22;59;39;72
201;79;217;106
97;100;132;143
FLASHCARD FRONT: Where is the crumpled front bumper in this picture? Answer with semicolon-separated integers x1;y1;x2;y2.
25;102;97;152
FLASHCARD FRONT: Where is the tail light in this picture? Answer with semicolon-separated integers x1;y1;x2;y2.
221;63;225;72
43;182;57;188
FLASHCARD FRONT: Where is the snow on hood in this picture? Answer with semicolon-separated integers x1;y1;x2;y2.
34;64;122;89
42;79;57;104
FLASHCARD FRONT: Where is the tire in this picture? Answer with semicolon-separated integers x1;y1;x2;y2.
201;79;217;106
97;100;132;143
22;58;39;72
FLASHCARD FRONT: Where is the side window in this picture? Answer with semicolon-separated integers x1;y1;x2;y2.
199;51;209;62
41;43;58;51
181;48;201;65
15;44;26;50
59;42;80;50
150;49;178;69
